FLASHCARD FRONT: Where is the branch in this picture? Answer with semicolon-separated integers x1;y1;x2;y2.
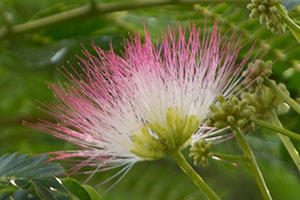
233;128;272;200
268;113;300;171
212;152;248;162
171;149;220;200
254;118;300;141
0;0;249;40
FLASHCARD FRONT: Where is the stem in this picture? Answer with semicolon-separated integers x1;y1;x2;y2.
276;4;300;43
170;150;220;200
254;119;300;141
0;0;249;40
265;78;300;115
212;152;248;162
233;128;272;200
269;113;300;171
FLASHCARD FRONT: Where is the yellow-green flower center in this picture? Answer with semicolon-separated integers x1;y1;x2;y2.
130;107;202;160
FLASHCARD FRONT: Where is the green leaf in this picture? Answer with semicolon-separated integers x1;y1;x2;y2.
29;3;78;21
0;185;17;194
0;153;65;199
62;178;91;200
0;153;64;181
83;185;101;200
33;183;56;200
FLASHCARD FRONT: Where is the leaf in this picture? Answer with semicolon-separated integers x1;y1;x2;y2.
0;185;17;194
29;3;78;21
34;177;100;200
0;153;65;199
82;185;101;200
0;153;64;181
33;183;56;200
33;177;71;199
62;178;91;200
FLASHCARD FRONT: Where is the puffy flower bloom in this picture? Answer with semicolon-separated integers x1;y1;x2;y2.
28;22;255;183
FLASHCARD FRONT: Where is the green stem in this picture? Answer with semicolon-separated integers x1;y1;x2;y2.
264;79;300;170
0;0;249;40
212;152;248;162
170;150;220;200
265;78;300;115
269;113;300;171
233;128;272;200
276;4;300;43
254;119;300;141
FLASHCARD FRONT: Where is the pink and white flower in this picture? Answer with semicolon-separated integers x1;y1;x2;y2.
28;21;255;184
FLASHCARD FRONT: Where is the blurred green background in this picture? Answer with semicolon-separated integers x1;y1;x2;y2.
1;0;300;199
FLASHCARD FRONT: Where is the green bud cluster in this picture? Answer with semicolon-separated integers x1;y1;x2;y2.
189;140;213;167
243;60;273;92
247;0;286;34
206;95;256;133
241;81;290;118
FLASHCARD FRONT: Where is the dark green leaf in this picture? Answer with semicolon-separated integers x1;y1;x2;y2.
33;183;56;200
0;153;64;180
33;178;73;200
82;185;101;200
62;178;91;200
0;153;65;199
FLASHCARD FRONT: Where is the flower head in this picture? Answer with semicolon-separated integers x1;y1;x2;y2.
27;21;255;183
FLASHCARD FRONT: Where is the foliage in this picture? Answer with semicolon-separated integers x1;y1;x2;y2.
0;153;100;200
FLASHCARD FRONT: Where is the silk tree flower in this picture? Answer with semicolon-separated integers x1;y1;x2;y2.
27;22;256;183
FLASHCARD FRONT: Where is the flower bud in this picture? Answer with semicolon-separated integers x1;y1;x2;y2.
247;0;286;34
243;59;273;91
258;4;266;11
189;140;213;167
214;121;228;129
241;81;290;119
227;116;235;125
207;94;257;134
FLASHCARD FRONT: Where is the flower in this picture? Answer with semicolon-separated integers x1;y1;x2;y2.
27;21;255;184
